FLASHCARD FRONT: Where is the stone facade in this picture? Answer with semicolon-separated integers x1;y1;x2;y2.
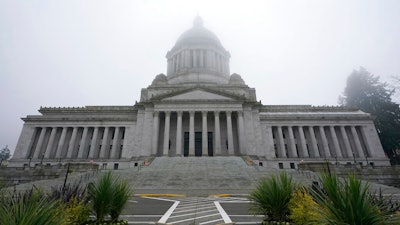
10;17;390;168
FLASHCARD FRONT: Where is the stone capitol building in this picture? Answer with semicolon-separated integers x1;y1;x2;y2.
11;17;389;169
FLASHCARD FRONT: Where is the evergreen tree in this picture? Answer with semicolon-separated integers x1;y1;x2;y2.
0;145;11;161
340;67;400;164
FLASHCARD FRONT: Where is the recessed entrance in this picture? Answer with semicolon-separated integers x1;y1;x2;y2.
183;132;214;157
208;132;213;156
195;132;202;156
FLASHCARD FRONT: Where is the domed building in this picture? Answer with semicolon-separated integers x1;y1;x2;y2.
10;17;389;168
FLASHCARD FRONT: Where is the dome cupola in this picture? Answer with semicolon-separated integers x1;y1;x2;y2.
166;17;231;84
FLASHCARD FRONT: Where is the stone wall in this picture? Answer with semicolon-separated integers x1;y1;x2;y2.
0;163;99;187
298;162;400;187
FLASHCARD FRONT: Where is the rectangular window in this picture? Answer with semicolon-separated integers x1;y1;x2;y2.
278;163;284;169
290;163;295;169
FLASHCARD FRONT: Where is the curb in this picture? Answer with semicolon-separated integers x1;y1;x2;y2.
136;193;186;197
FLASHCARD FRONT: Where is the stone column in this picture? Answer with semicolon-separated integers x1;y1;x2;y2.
202;111;208;156
33;127;47;159
358;126;374;157
176;111;183;155
298;126;309;158
329;126;342;158
226;111;234;154
308;126;320;158
351;126;365;158
67;127;78;159
199;50;204;67
78;127;89;159
214;111;221;155
277;126;286;158
340;126;353;158
237;111;245;155
185;50;190;67
55;127;68;158
99;127;109;159
44;127;57;159
111;127;120;159
152;111;160;155
163;111;171;156
193;51;198;67
89;127;99;159
287;126;297;158
319;126;331;158
189;111;195;155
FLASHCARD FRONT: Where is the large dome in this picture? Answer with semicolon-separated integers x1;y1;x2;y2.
165;17;231;85
174;16;222;48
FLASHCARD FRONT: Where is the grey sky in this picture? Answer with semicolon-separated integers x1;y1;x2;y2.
1;0;400;155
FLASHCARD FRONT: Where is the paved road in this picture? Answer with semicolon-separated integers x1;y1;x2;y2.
120;196;263;225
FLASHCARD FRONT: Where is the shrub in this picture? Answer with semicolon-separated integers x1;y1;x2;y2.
63;196;91;225
0;188;64;225
311;173;400;225
88;171;133;222
249;171;296;222
288;187;321;225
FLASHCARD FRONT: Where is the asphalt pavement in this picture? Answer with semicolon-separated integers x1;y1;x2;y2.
120;195;263;225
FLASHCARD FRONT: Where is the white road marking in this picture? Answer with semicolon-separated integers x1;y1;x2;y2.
214;201;232;223
143;196;179;202
169;213;220;224
168;209;219;219
199;218;224;225
174;205;216;213
158;200;180;224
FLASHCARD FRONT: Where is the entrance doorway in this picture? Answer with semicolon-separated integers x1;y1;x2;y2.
183;132;214;157
208;132;213;156
183;132;189;157
195;132;202;156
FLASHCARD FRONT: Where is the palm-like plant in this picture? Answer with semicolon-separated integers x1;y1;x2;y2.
88;171;114;222
88;171;133;222
249;171;296;222
0;189;63;225
311;173;400;225
110;177;132;222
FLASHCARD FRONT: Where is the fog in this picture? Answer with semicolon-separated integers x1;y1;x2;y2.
1;0;400;154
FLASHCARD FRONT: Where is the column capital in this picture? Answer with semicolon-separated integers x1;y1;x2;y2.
154;111;160;117
226;111;232;115
237;111;244;117
202;111;208;116
189;111;195;116
165;111;171;116
214;111;220;116
177;111;183;116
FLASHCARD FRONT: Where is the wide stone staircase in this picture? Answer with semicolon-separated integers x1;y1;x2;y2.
7;156;400;197
117;156;311;196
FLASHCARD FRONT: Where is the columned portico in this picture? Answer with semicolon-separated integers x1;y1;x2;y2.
151;109;243;157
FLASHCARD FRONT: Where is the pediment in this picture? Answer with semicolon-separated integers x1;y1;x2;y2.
163;89;233;101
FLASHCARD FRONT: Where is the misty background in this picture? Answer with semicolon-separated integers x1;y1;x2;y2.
1;0;400;155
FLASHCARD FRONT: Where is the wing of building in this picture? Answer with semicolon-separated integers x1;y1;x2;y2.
11;17;390;168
